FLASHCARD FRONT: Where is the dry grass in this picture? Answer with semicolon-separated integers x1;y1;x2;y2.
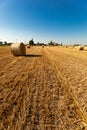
84;47;87;51
0;46;87;129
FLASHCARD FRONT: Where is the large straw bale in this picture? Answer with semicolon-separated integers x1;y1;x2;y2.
11;43;26;56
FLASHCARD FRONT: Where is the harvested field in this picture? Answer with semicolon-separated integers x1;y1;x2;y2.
0;46;87;129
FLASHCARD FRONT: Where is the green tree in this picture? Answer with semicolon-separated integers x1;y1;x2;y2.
48;41;54;46
60;42;63;46
29;38;34;46
4;41;7;45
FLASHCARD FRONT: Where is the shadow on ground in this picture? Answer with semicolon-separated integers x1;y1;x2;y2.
25;54;42;57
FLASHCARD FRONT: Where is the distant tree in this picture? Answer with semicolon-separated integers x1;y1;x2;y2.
7;43;12;45
4;41;7;45
74;44;80;46
0;41;3;45
60;42;63;46
48;41;54;46
29;38;34;46
54;43;60;46
37;42;40;46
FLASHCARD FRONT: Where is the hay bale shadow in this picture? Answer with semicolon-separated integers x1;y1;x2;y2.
25;54;42;57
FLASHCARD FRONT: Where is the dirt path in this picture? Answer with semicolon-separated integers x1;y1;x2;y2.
0;46;87;130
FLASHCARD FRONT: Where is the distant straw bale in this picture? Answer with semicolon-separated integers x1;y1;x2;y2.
27;45;30;48
65;45;68;48
11;43;26;56
42;45;44;48
77;46;84;51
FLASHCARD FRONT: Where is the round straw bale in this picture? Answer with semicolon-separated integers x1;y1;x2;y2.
11;43;26;56
77;46;84;51
65;45;68;48
42;45;44;48
27;45;30;48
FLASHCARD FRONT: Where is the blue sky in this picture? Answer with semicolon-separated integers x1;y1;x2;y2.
0;0;87;44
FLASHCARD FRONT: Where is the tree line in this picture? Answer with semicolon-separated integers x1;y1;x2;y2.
28;39;63;46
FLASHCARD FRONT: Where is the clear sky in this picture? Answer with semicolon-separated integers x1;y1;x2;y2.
0;0;87;44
